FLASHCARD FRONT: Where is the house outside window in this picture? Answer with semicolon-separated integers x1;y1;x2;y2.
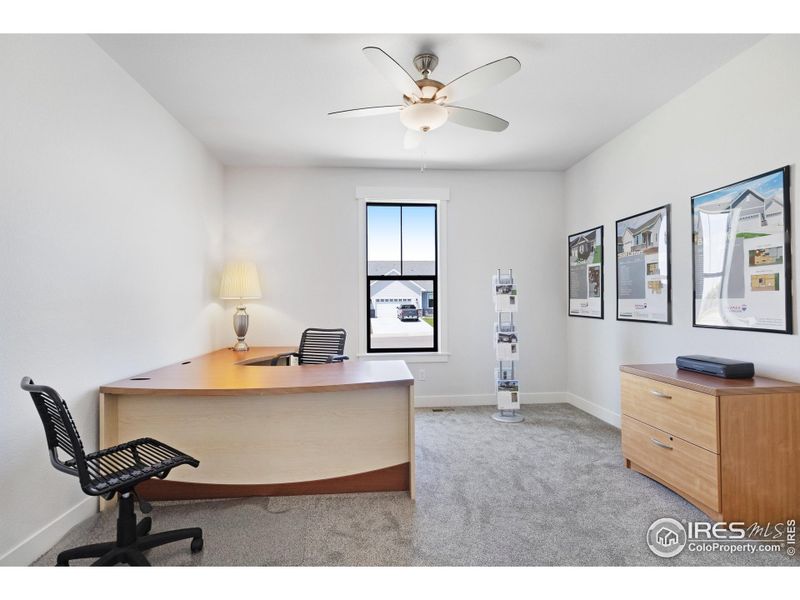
366;202;438;353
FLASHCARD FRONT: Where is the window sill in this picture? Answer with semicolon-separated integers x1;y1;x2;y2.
357;352;450;364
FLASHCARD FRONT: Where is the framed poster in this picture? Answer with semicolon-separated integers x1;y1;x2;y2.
616;205;671;324
692;166;792;334
568;226;604;318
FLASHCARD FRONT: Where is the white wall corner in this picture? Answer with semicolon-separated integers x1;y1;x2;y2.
564;392;621;428
0;497;96;566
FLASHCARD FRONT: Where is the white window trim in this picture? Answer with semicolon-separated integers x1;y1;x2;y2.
356;186;449;363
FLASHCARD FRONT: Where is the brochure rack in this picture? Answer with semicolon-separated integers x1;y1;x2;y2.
492;269;523;423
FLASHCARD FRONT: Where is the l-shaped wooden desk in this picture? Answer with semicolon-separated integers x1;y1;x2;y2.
99;347;415;508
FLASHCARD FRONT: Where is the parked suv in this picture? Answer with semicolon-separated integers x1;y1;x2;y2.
397;304;420;321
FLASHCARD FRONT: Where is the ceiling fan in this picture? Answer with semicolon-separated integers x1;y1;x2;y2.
328;47;521;149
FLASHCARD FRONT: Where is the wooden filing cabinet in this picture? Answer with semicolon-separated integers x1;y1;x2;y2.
620;364;800;525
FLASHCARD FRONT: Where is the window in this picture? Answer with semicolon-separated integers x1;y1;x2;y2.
367;203;437;353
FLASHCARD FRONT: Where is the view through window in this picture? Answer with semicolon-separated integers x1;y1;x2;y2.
367;203;437;352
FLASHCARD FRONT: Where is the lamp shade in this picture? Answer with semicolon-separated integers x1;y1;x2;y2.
219;261;262;300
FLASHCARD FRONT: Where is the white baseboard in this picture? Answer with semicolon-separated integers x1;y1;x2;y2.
0;497;96;566
564;392;621;428
415;391;568;408
415;391;621;429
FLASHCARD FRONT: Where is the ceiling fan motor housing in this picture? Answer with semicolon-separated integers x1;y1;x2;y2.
403;54;447;131
413;53;439;78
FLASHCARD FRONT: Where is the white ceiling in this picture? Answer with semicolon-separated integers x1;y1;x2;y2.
92;34;763;170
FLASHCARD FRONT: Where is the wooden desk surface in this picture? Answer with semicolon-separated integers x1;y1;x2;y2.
100;347;415;396
620;363;800;396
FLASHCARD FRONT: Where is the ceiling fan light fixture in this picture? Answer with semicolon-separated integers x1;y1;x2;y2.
420;85;439;99
400;102;448;133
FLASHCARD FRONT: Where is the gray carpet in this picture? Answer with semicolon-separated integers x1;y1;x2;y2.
33;404;798;566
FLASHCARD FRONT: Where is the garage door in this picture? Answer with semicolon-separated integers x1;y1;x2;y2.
374;297;415;319
377;301;400;318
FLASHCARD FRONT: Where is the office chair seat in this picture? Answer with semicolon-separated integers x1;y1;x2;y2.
65;438;199;495
22;377;204;566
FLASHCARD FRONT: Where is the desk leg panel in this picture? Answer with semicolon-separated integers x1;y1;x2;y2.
98;393;118;512
112;386;412;499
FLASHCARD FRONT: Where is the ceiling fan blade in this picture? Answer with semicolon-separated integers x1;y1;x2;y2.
328;105;403;118
404;129;424;150
446;106;509;132
363;46;422;99
435;56;521;104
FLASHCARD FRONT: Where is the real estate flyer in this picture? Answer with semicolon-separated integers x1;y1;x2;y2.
493;279;518;312
495;369;520;410
568;226;603;317
496;388;520;410
692;168;790;332
616;205;671;323
495;333;519;361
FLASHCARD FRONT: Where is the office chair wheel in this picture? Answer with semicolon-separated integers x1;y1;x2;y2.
190;536;204;553
137;516;152;536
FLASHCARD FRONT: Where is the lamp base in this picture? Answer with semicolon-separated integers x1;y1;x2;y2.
232;305;250;352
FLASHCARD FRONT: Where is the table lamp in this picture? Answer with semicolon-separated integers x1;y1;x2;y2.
219;261;262;351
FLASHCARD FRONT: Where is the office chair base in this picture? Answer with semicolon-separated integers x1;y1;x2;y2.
55;529;204;566
55;493;203;566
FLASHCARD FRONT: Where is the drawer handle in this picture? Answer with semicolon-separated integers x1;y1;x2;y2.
649;389;672;399
650;437;673;450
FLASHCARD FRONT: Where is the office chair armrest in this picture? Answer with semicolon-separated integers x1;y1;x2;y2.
325;354;349;363
270;352;298;366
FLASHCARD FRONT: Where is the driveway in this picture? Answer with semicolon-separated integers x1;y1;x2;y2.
371;316;433;349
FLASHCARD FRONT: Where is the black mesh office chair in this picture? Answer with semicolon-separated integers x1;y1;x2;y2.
271;328;349;365
22;377;204;566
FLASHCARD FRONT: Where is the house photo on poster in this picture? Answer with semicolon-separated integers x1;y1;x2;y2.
692;166;792;333
568;226;604;318
616;205;671;324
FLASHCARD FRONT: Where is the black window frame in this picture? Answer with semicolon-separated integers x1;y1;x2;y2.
366;201;438;354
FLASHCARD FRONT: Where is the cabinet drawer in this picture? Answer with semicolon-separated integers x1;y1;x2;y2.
621;373;719;452
622;415;720;511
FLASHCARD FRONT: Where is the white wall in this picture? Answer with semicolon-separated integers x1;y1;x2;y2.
221;167;566;405
563;35;800;425
0;35;225;564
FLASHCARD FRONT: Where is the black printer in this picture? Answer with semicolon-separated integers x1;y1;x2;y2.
676;355;754;379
